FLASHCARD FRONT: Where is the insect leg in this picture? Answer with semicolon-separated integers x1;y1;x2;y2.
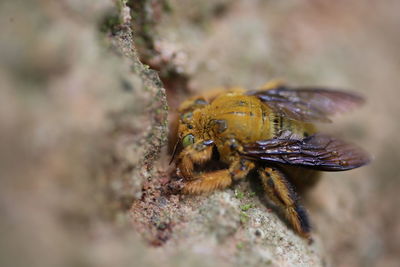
182;159;255;194
229;158;255;181
182;169;232;194
178;141;213;179
258;167;311;239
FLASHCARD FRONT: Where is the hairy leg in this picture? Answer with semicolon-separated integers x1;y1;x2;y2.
183;159;255;194
177;141;214;179
258;167;311;239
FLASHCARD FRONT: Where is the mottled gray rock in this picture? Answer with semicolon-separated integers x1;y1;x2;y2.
2;0;399;267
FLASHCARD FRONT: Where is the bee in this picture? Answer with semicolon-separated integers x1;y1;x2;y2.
171;81;370;239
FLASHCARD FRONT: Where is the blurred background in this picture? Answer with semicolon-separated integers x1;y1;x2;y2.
1;0;399;266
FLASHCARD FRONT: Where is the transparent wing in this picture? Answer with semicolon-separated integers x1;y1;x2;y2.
247;85;364;122
242;134;370;171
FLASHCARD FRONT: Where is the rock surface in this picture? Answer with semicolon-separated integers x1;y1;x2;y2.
1;1;399;267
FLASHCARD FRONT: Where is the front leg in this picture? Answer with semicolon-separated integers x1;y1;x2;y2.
182;158;255;194
177;140;214;179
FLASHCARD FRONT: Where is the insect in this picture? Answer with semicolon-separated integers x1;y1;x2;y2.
171;81;370;239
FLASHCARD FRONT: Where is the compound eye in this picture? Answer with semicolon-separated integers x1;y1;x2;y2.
182;134;195;147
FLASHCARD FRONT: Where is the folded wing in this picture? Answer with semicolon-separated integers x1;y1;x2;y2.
242;134;370;171
247;85;364;122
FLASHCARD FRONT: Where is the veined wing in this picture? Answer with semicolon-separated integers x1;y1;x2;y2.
241;134;370;171
247;85;364;122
